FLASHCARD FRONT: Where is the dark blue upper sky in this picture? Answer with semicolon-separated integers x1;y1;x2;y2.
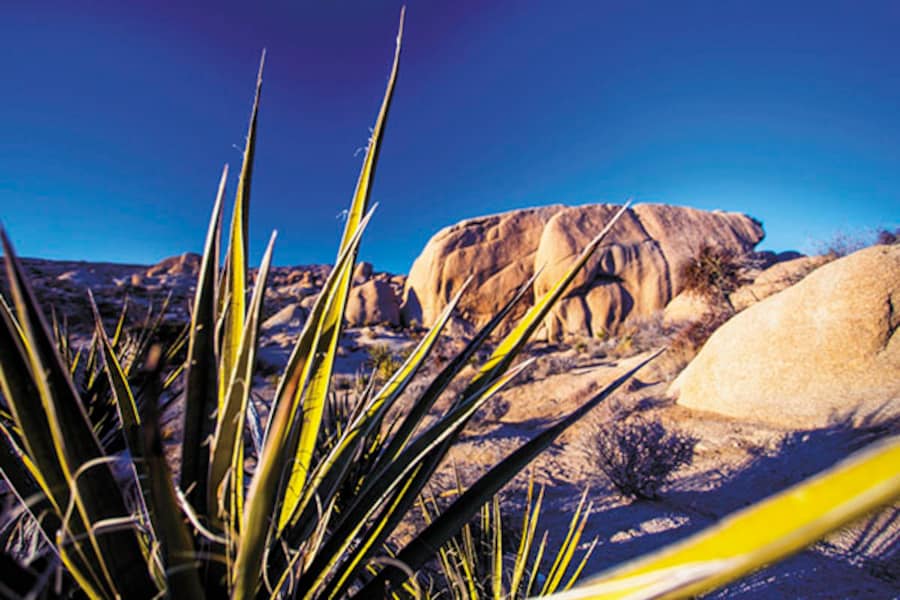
2;1;898;273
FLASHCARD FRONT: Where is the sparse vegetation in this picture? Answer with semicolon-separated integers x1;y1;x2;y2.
422;479;597;599
366;342;404;381
876;227;900;246
680;244;749;310
595;414;697;499
817;226;900;258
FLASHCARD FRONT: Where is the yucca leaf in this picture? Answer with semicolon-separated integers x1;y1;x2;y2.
132;291;174;370
511;478;543;597
298;360;534;599
545;434;900;600
267;285;470;588
88;291;163;553
220;52;265;418
1;230;158;598
492;496;503;599
280;278;470;542
1;259;106;595
528;533;550;598
208;231;276;532
541;489;591;595
0;295;68;519
0;420;60;552
89;292;142;461
359;350;660;595
276;7;405;534
181;165;228;514
139;347;206;600
232;207;376;599
111;296;129;349
373;270;537;473
563;537;598;592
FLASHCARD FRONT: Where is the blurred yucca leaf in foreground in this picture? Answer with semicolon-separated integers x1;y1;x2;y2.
1;8;899;600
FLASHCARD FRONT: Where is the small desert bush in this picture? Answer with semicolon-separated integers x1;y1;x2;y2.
595;414;697;500
533;353;578;378
817;226;899;259
680;244;749;309
367;342;404;381
606;314;672;360
649;308;731;381
876;227;900;246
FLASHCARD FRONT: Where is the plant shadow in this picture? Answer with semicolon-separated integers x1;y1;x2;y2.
574;408;899;597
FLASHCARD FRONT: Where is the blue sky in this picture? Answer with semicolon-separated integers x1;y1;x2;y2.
1;1;898;273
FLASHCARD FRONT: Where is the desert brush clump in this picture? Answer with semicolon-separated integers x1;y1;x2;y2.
366;342;406;383
594;414;697;500
0;9;899;600
679;244;750;311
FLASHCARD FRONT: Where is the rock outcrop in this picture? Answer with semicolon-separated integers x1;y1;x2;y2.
670;245;900;428
262;304;307;335
403;203;764;337
402;205;564;328
346;279;401;327
146;252;201;278
731;255;829;312
662;291;718;326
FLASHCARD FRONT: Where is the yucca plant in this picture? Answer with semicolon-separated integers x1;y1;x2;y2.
419;474;597;600
0;10;652;599
1;8;899;600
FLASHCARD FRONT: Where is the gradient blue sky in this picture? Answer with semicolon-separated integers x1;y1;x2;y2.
2;1;898;273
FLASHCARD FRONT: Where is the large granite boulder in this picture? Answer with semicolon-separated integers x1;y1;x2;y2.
401;205;564;328
346;279;401;327
670;245;900;428
403;203;764;338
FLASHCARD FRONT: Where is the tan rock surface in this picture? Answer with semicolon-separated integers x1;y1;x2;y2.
671;245;900;428
262;304;306;334
401;205;564;327
404;203;763;337
631;205;763;291
534;205;671;339
662;291;718;326
346;279;401;327
731;255;830;311
353;261;373;285
146;252;201;277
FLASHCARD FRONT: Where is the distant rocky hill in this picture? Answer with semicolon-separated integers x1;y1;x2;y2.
1;253;405;337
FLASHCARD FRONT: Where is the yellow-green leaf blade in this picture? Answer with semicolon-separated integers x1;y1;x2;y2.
181;165;228;515
277;6;404;532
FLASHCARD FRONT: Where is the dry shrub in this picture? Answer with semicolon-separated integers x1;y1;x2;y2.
680;245;750;309
606;314;671;360
367;342;404;381
876;227;899;246
595;414;697;499
645;309;731;382
817;226;899;259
